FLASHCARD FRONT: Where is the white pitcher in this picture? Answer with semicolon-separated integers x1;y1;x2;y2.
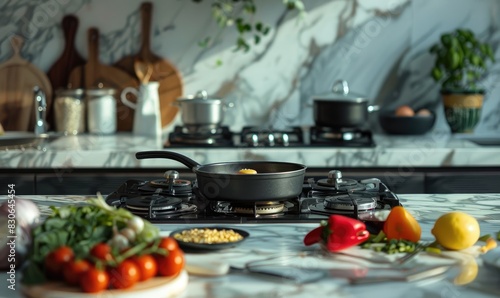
121;82;161;138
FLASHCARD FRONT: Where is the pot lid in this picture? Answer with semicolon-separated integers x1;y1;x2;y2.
177;90;222;104
313;80;369;102
85;88;116;97
56;88;85;97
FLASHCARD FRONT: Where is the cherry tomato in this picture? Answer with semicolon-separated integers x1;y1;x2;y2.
80;267;110;293
44;246;74;279
90;243;113;261
108;260;140;289
156;248;184;277
158;237;179;252
131;254;158;281
63;259;91;286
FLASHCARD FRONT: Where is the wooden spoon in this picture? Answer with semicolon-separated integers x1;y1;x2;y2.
134;59;153;84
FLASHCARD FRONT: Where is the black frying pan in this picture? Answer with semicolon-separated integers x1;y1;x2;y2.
135;151;307;201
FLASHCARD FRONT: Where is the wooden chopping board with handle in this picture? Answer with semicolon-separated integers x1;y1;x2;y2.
47;15;86;128
68;28;139;131
114;2;183;128
0;36;53;131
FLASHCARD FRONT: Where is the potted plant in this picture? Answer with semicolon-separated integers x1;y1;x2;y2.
429;28;495;133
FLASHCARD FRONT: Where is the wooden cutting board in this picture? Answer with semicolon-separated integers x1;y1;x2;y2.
22;270;188;298
0;36;53;131
114;2;183;128
68;28;139;131
47;15;86;129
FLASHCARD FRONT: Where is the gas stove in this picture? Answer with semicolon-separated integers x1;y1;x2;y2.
166;126;375;148
105;170;400;233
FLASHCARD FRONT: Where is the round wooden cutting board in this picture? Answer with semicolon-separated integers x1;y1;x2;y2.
21;270;188;298
0;36;53;131
114;2;183;128
68;28;139;131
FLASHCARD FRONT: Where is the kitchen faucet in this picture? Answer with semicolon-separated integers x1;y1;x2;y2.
33;86;47;135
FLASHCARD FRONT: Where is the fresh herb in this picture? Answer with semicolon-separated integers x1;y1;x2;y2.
429;28;495;92
361;231;420;254
192;0;306;53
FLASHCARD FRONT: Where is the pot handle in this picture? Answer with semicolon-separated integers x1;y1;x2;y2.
135;151;201;171
332;80;349;95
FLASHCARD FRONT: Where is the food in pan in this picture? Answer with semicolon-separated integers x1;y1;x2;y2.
237;168;257;174
173;228;244;244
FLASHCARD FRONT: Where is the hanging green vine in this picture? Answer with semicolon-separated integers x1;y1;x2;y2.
192;0;306;52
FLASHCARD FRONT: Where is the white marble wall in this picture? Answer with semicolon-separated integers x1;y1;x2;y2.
1;0;499;134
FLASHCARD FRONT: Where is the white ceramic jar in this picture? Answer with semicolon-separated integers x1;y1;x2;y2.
86;88;117;134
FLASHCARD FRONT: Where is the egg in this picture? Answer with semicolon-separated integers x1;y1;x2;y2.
395;105;415;117
238;168;257;174
416;108;432;116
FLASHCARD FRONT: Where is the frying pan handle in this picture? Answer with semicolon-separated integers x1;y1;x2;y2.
135;151;201;171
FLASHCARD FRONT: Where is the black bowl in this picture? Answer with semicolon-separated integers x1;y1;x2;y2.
379;112;436;135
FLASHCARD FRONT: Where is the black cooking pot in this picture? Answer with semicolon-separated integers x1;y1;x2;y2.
312;80;379;128
135;151;307;201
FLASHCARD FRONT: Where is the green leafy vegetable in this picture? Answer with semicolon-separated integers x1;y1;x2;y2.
361;231;420;254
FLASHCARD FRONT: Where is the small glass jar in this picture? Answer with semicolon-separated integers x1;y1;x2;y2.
54;89;85;135
86;88;117;134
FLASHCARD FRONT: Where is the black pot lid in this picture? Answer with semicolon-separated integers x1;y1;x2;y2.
177;90;222;104
313;80;369;103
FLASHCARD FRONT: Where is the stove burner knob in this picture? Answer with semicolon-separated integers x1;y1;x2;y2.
282;133;290;147
251;134;259;147
267;133;275;146
328;170;342;180
328;170;343;189
164;170;179;181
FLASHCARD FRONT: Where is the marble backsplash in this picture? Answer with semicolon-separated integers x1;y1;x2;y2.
0;0;499;134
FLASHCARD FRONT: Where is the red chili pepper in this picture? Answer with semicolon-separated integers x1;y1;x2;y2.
304;215;370;252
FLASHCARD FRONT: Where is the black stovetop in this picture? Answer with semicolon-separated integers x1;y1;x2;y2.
105;171;400;233
166;126;375;148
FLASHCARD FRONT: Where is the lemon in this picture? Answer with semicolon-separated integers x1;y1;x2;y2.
454;257;478;285
431;212;480;250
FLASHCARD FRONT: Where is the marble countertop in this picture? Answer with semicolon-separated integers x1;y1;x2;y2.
1;193;500;297
1;130;499;169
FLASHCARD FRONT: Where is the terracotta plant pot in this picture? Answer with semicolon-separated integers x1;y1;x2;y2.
441;92;483;133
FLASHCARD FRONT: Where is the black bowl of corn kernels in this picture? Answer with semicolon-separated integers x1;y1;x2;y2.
169;227;250;251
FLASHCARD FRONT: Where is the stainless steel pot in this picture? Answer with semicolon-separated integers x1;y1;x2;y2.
176;90;233;128
312;80;379;128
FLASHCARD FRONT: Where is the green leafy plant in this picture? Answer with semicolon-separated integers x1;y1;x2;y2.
430;28;495;92
193;0;305;52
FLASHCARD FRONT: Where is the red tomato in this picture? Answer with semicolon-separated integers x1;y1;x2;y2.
131;254;158;281
90;243;113;261
108;260;140;289
80;267;110;293
158;237;179;252
156;248;184;277
44;246;74;279
63;259;91;286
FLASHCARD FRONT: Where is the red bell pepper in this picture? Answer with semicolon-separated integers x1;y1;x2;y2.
304;215;370;252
